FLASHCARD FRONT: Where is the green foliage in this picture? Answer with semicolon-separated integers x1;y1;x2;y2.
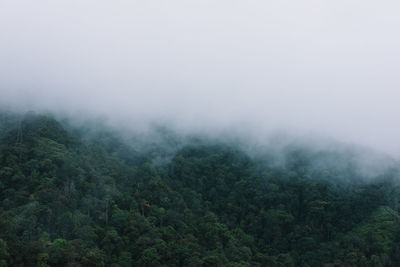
1;112;400;266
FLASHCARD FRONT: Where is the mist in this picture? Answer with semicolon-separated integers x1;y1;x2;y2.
1;0;400;155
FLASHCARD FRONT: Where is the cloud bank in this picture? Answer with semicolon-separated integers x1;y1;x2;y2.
1;0;400;154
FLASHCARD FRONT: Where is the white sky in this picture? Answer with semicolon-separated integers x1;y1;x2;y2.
1;0;400;154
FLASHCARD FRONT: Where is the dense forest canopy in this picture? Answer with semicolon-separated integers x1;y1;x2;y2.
0;111;400;266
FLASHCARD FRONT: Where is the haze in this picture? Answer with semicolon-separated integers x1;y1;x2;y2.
1;0;400;155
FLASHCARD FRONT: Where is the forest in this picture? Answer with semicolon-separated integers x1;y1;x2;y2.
0;111;400;266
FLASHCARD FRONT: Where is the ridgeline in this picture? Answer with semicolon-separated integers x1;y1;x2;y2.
0;112;400;266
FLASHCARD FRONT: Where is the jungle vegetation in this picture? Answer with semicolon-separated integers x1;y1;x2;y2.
0;112;400;266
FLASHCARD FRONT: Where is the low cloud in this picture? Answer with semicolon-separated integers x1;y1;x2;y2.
1;0;400;155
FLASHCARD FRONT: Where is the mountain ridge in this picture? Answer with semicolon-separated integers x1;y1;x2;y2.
0;112;399;266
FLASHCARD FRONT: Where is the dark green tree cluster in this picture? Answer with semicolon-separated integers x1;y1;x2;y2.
0;112;399;266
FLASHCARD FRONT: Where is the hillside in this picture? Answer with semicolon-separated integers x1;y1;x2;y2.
0;113;400;266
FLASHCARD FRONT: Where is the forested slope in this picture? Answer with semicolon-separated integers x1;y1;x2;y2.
0;113;400;266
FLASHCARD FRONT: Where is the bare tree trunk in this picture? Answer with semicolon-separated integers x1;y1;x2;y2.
105;200;109;225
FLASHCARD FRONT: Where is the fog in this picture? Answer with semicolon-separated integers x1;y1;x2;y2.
1;0;400;155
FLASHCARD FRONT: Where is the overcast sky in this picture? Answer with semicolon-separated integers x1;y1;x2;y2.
1;0;400;154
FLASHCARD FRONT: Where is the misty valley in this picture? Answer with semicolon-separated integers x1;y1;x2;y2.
0;111;400;267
